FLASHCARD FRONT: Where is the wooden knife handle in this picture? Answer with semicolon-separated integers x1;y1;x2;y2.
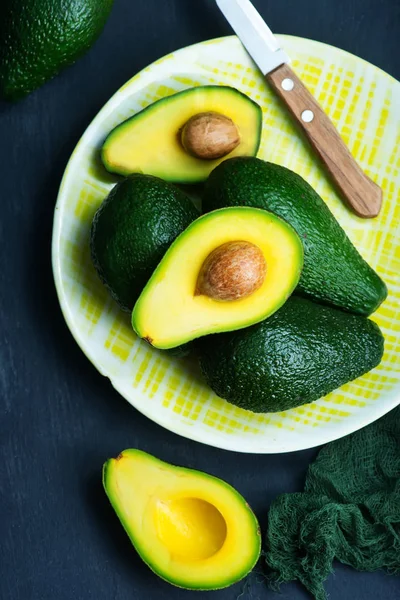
266;63;382;218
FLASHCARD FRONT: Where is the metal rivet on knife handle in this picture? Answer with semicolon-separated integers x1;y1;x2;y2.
301;110;314;123
281;78;294;91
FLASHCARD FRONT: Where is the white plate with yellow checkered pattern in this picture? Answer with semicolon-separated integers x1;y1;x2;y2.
52;35;400;453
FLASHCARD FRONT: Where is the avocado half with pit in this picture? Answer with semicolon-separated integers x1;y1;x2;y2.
132;207;303;349
101;86;262;183
103;449;261;590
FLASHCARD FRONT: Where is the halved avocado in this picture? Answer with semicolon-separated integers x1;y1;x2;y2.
132;207;303;349
103;449;261;590
101;86;262;183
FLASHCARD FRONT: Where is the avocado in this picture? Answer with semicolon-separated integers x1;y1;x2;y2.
132;207;303;349
203;157;387;316
103;449;261;590
102;86;262;183
91;174;199;311
0;0;114;100
198;296;384;413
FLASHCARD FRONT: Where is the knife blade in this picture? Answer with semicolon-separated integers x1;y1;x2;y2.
216;0;289;74
215;0;382;218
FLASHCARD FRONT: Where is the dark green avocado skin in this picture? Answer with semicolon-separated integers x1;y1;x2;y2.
0;0;114;100
203;157;387;316
91;174;200;312
198;297;384;413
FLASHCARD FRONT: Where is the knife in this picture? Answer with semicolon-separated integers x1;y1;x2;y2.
216;0;382;218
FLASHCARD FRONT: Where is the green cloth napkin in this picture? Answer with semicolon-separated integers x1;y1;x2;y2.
265;406;400;599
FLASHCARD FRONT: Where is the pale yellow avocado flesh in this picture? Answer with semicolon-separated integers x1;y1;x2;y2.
132;207;304;349
101;86;262;183
103;449;261;590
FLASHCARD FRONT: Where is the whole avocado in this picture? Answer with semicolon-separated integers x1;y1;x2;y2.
91;174;199;312
203;157;387;316
0;0;114;100
198;297;384;413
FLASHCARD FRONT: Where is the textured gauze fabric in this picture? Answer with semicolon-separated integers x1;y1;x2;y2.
265;406;400;599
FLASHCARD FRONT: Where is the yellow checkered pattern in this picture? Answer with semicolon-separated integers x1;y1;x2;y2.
54;36;400;448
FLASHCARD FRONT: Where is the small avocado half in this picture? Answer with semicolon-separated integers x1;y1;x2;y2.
103;449;261;590
132;207;303;349
101;86;262;183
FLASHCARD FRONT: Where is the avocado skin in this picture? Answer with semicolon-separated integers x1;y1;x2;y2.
198;297;384;413
91;174;200;311
203;157;387;316
0;0;114;100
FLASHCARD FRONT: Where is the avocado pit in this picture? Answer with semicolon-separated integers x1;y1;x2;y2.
181;112;240;160
196;241;267;301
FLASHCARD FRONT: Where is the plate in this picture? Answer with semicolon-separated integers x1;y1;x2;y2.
52;35;400;453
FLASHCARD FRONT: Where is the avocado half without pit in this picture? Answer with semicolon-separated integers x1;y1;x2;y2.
103;449;261;590
132;207;304;349
101;86;262;183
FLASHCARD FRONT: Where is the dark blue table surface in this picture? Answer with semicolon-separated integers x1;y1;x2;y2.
1;1;399;599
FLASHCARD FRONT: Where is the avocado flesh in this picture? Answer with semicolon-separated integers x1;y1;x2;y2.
0;0;114;100
102;86;262;183
203;157;387;316
198;296;384;413
90;174;199;311
132;207;304;349
103;449;261;590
